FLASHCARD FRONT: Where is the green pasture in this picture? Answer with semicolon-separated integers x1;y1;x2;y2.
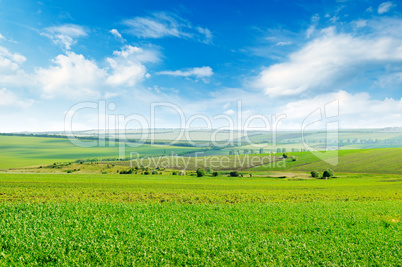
0;136;200;169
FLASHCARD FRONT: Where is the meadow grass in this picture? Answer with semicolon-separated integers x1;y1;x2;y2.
251;147;402;174
0;173;400;203
0;172;401;265
0;136;200;169
0;202;400;266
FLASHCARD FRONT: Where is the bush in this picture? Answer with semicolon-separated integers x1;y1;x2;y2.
152;170;158;175
119;169;133;174
143;171;150;175
196;168;206;177
291;156;297;161
172;171;177;175
212;171;219;177
323;169;334;178
229;171;239;177
282;153;289;158
310;170;320;178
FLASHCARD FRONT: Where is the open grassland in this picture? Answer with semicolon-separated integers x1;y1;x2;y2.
0;136;200;169
0;173;401;204
0;202;400;266
252;148;402;174
109;147;402;174
0;173;401;265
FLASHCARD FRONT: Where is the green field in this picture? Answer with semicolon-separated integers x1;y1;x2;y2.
0;136;200;169
1;134;401;265
252;148;402;174
0;173;400;265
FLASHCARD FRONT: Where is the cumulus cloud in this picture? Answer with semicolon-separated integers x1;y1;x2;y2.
279;90;402;128
0;88;33;108
42;24;87;50
0;33;5;40
34;45;159;99
110;29;125;42
378;2;396;14
36;52;107;99
157;66;213;78
106;45;159;87
254;23;402;97
0;46;26;72
0;46;33;87
123;11;212;43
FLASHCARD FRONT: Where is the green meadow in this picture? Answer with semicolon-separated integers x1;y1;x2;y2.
0;135;401;265
0;173;401;265
0;135;199;169
252;148;402;174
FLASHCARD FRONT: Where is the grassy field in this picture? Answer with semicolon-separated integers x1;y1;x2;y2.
0;202;400;266
252;148;402;174
0;173;400;265
0;173;401;203
0;136;200;169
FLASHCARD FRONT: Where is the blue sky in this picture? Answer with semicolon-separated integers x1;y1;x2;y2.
0;0;401;132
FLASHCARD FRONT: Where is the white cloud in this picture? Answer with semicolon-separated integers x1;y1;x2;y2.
279;90;402;128
0;46;26;72
0;33;5;40
306;14;320;38
36;52;106;99
158;66;213;78
224;109;235;115
106;45;159;87
123;12;212;43
378;2;396;14
0;46;33;87
110;29;124;42
275;41;292;46
0;88;33;108
34;45;159;99
254;24;402;97
42;24;87;50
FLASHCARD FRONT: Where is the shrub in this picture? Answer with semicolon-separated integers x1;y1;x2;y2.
152;170;158;175
212;171;219;177
143;171;150;175
172;171;177;175
196;168;206;177
283;153;289;158
229;171;239;177
119;169;133;174
310;170;320;178
291;156;297;161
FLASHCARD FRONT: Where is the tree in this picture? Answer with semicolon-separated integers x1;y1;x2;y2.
276;148;281;153
282;148;286;153
310;170;319;178
323;169;334;179
259;148;264;154
196;168;206;177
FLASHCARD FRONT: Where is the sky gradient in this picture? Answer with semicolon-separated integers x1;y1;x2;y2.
0;0;401;132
